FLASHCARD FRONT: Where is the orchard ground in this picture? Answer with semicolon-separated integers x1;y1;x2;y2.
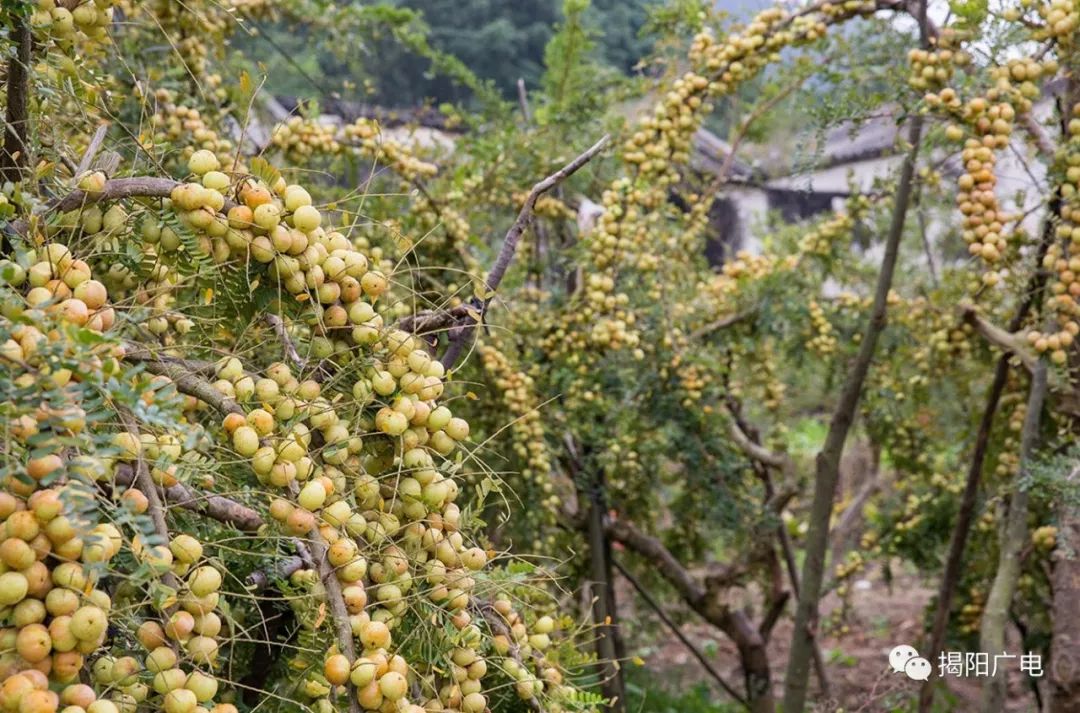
626;564;1035;712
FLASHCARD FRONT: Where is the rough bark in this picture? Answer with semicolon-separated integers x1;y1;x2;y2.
1;13;32;185
587;480;625;711
1050;499;1080;713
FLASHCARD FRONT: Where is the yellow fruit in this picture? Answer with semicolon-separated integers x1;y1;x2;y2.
324;654;350;686
232;426;259;457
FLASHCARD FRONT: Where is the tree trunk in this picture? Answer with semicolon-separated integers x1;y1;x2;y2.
918;192;1059;713
1;13;32;185
587;480;625;711
782;103;926;713
1050;501;1080;713
980;358;1048;711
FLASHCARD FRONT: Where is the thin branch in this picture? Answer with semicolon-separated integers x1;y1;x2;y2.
783;1;930;700
288;480;360;713
11;176;236;236
265;314;307;371
116;411;181;601
688;310;754;341
612;558;749;709
441;134;610;368
115;464;263;531
1020;112;1056;158
727;417;793;474
127;348;244;416
475;602;545;712
517;78;532;124
76;124;110;177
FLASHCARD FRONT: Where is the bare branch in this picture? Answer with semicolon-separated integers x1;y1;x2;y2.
265;314;307;371
247;557;305;591
960;305;1037;373
125;346;245;416
76;124;110;177
1020;112;1056;158
288;480;361;713
441;135;610;368
475;602;545;712
11;176;236;236
727;416;793;474
687;310;753;341
116;411;181;602
612;558;749;709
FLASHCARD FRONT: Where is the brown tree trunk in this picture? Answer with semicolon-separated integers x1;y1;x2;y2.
587;479;625;711
1050;501;1080;713
1;13;32;185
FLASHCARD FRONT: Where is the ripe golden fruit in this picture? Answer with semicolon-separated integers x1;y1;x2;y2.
360;620;391;650
232;426;259;457
297;481;327;511
169;535;203;565
291;205;321;233
16;623;53;662
324;654;350;685
163;688;197;713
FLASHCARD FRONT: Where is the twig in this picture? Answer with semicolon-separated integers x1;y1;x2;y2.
727;417;793;475
10;176;236;236
612;558;749;708
441;135;610;368
116;411;181;602
265;314;307;371
76;124;110;177
288;480;360;713
128;349;244;416
1020;112;1055;158
475;602;545;712
688;310;754;340
517;78;532;124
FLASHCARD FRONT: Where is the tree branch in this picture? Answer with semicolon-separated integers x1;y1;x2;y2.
76;124;110;177
247;557;306;591
612;558;749;709
265;314;307;371
441;135;609;368
115;463;263;531
960;305;1037;373
475;602;545;712
125;346;245;416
